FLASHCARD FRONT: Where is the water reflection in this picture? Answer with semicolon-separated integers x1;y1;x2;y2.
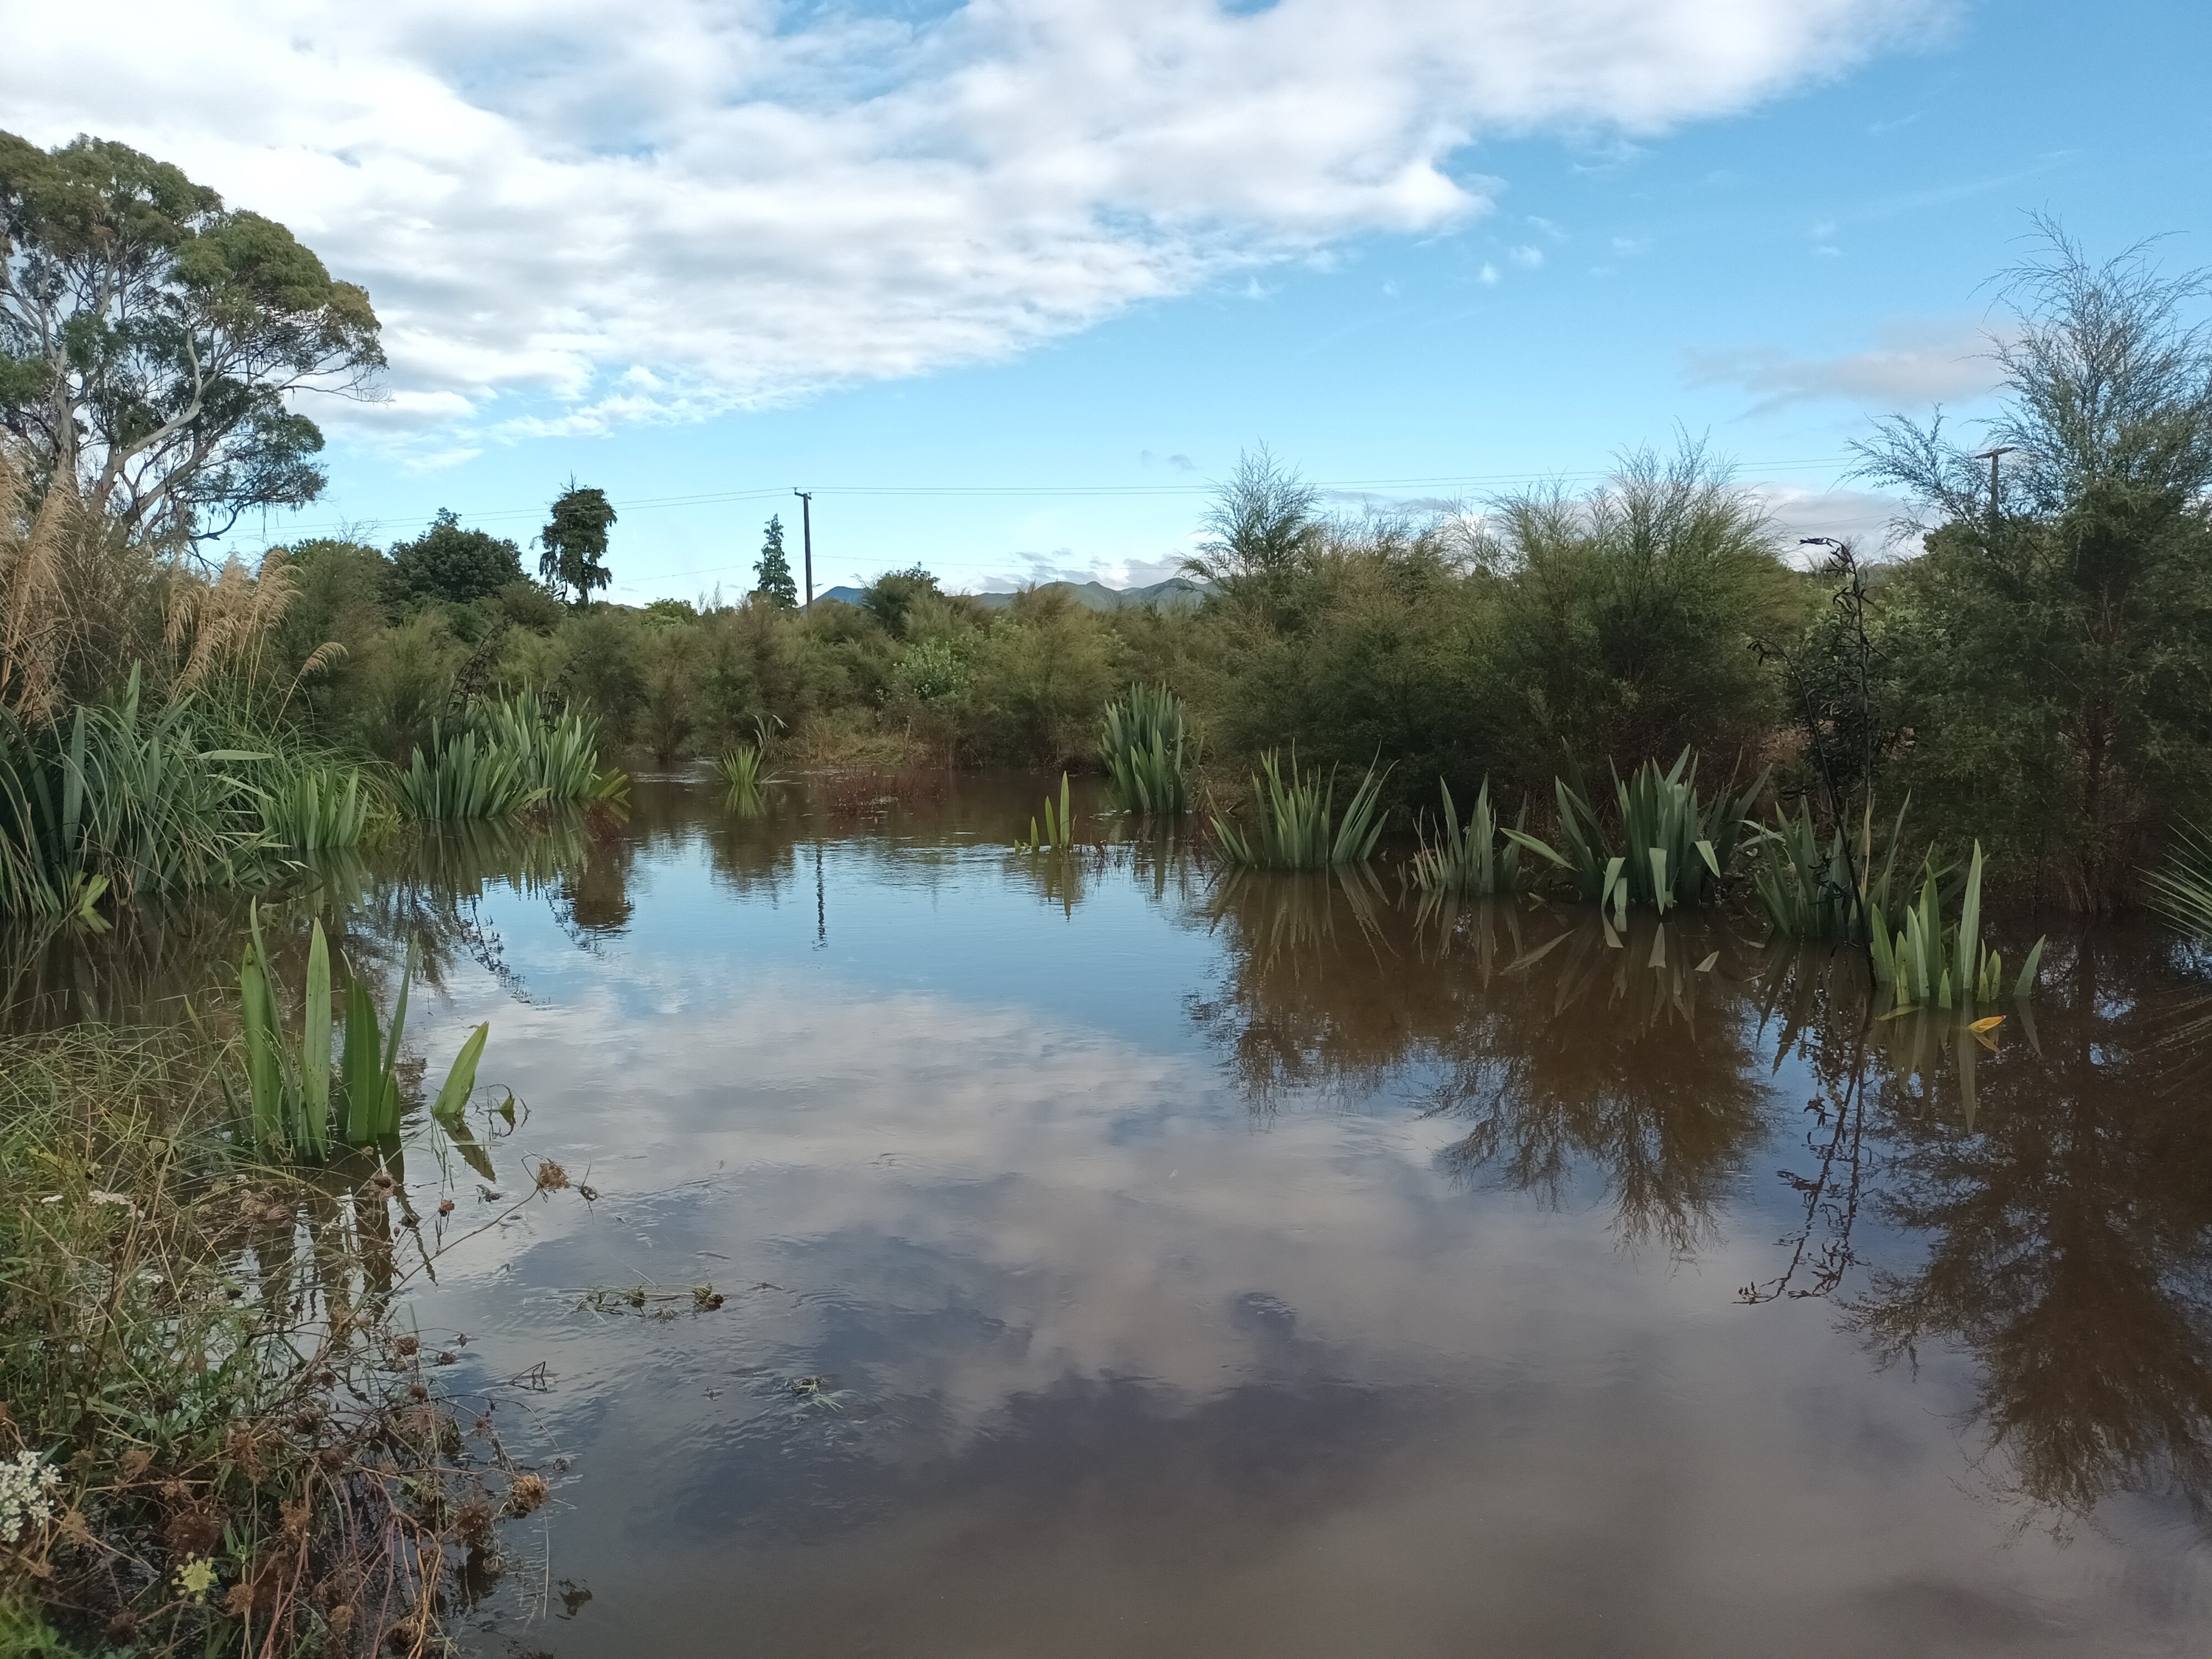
9;776;2212;1648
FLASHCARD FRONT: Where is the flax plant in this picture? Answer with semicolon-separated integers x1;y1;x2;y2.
1100;682;1190;816
1406;777;1523;896
1211;751;1389;869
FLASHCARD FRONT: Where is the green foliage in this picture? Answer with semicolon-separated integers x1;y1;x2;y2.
1186;444;1319;588
473;689;624;802
0;128;383;546
891;637;971;705
1015;772;1078;852
233;905;490;1161
390;509;526;605
1747;799;1914;942
1479;442;1794;779
716;742;779;808
395;724;541;821
1868;843;2047;1008
1100;681;1189;816
1509;748;1766;916
861;566;947;638
2147;823;2212;939
540;480;617;606
1407;777;1522;895
754;514;798;609
1854;225;2212;908
0;681;272;919
260;761;379;852
1212;751;1388;869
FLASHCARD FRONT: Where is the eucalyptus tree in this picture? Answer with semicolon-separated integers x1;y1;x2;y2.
0;131;383;550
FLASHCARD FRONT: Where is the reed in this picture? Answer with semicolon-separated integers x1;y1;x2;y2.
1406;777;1523;895
2148;824;2212;940
1508;749;1765;916
1212;751;1388;869
1101;682;1190;816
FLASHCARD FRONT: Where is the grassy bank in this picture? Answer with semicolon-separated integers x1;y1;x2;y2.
0;1024;560;1657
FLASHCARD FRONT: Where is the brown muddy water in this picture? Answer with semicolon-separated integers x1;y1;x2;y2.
12;773;2212;1657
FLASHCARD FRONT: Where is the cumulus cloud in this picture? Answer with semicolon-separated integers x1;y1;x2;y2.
1686;317;2007;414
5;0;1945;448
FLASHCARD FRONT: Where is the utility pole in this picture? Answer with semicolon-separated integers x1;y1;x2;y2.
1975;448;2014;538
793;490;814;609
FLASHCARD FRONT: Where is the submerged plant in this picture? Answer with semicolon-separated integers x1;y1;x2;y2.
1015;772;1078;852
1509;748;1766;915
1211;751;1388;869
1406;777;1523;896
232;903;489;1162
1100;682;1189;817
1868;842;2045;1009
717;742;780;797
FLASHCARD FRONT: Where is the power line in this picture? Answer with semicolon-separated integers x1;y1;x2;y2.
256;456;1858;542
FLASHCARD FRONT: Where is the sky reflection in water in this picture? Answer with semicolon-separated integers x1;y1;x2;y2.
24;776;2212;1656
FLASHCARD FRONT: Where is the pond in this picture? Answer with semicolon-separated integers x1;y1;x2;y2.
12;773;2212;1656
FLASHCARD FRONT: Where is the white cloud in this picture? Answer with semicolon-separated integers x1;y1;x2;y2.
1509;243;1545;268
4;0;1946;448
1686;317;2006;414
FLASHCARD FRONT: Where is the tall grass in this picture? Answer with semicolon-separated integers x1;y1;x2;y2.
1406;777;1522;895
0;677;273;920
1509;748;1765;915
2148;824;2212;940
1101;682;1190;816
1212;751;1388;869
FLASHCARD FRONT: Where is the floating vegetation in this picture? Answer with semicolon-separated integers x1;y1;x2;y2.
1211;751;1388;869
1406;777;1523;896
1508;748;1766;916
1100;681;1190;817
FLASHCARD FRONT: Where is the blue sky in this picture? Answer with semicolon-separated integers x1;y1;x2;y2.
8;0;2207;598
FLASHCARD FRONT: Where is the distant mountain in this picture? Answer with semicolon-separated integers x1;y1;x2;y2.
813;576;1209;613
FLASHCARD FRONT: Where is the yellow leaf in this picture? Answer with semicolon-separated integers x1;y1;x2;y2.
1968;1015;2005;1032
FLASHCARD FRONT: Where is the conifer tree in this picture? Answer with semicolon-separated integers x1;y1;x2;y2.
754;514;798;608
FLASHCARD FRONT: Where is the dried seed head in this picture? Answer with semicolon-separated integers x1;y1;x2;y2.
504;1472;549;1517
367;1171;395;1196
437;1198;456;1215
533;1160;571;1192
118;1447;153;1481
392;1335;420;1357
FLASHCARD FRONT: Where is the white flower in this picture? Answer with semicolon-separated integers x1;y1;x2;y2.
0;1449;63;1545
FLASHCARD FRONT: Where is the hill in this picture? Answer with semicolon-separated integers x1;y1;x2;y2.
815;577;1208;611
